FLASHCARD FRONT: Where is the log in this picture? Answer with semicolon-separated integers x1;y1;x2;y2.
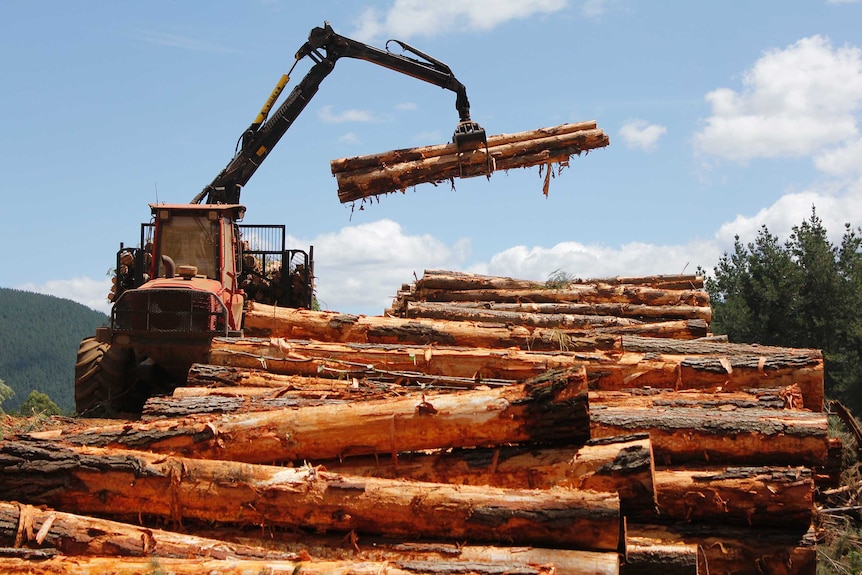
589;388;790;411
317;435;656;520
330;122;599;173
653;466;814;528
334;125;610;203
141;393;353;418
402;302;650;328
0;556;563;575
0;502;297;560
244;303;623;351
394;301;712;323
410;284;710;307
207;337;573;381
626;523;816;575
413;270;704;291
207;338;824;410
622;540;698;575
0;440;622;552
207;533;622;575
34;367;590;463
590;407;828;466
188;361;518;390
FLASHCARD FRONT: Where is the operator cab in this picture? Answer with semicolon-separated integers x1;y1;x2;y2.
150;203;245;285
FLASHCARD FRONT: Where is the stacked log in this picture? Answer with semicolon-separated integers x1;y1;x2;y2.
1;270;828;573
331;122;610;203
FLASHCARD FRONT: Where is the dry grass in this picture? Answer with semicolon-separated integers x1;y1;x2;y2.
817;418;862;573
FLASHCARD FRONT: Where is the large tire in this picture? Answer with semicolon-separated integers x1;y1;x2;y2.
74;337;136;417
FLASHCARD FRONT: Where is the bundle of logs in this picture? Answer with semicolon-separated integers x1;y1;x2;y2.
331;121;610;203
0;270;831;574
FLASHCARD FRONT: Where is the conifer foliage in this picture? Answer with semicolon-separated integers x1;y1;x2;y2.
703;207;862;412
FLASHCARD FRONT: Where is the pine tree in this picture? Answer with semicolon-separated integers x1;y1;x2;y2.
704;207;862;412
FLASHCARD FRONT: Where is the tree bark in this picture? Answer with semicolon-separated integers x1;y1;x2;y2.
244;304;624;351
411;270;704;292
590;407;828;466
206;338;824;410
141;393;355;418
393;301;712;323
36;368;590;463
402;302;648;328
317;435;656;520
199;533;622;575
653;466;813;528
333;126;610;203
330;122;599;173
622;540;698;575
626;523;816;575
0;502;297;560
589;388;790;411
0;556;566;575
188;361;513;391
409;285;710;308
0;440;621;552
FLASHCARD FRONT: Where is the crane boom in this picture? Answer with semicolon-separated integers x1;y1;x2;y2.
193;22;485;205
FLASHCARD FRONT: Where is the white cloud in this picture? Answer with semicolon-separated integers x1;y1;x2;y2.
470;240;714;283
16;277;113;315
396;102;418;112
694;35;862;162
338;132;360;144
619;120;667;151
318;105;378;124
350;0;568;41
296;219;471;313
715;179;862;246
582;0;616;17
814;136;862;178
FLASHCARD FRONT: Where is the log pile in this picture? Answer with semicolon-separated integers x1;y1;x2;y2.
331;122;610;203
1;270;829;573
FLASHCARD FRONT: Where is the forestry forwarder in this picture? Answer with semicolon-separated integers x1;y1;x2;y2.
75;22;487;417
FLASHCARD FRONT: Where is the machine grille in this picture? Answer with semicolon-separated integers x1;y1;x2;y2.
112;289;228;335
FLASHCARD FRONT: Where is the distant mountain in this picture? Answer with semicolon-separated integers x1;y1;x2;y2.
0;288;108;413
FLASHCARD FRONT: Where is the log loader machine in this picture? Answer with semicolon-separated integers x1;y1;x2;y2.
75;22;487;417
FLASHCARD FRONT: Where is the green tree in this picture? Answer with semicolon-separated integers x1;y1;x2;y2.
703;207;862;412
17;390;62;416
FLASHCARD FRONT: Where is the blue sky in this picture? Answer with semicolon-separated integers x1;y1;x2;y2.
3;1;862;315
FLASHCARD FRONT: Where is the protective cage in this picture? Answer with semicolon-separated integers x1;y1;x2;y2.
238;224;314;309
111;288;229;336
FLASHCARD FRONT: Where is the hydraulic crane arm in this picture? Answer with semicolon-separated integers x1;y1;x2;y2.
193;22;486;205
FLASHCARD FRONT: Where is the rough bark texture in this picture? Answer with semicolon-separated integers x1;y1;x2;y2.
0;502;297;560
35;368;590;463
626;523;816;575
0;440;622;552
206;337;824;410
163;530;621;575
0;556;567;575
318;435;656;520
653;466;814;527
330;123;600;174
411;270;704;291
244;303;625;351
332;123;610;203
410;285;709;308
590;407;828;466
397;301;712;324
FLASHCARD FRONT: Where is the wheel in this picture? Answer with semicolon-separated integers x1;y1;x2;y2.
74;337;136;417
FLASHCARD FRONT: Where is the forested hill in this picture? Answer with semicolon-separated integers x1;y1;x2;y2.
0;288;107;414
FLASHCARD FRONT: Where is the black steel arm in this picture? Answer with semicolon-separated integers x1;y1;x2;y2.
193;22;483;205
